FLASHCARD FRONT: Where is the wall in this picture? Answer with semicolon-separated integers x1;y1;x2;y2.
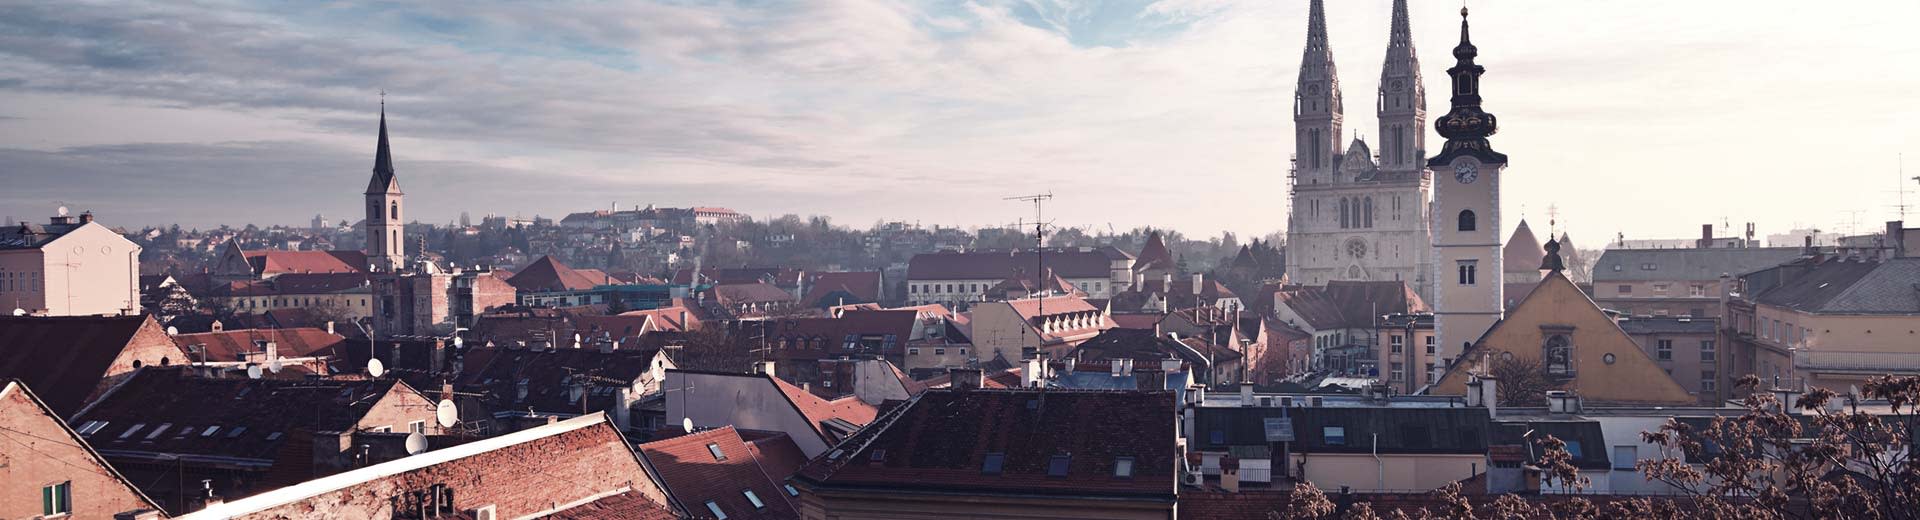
794;486;1172;520
352;382;445;435
1753;306;1920;389
0;383;158;519
1375;327;1438;394
1625;329;1718;403
0;249;49;313
1292;452;1483;492
27;223;141;316
966;302;1040;364
663;371;829;457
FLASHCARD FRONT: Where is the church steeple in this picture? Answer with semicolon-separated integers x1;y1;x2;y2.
1294;0;1344;181
1377;0;1426;172
1428;7;1506;167
367;101;401;195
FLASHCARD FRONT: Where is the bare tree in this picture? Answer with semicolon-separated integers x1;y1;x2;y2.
1490;355;1562;408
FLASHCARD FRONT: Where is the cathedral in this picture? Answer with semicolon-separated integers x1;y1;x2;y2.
1284;0;1434;302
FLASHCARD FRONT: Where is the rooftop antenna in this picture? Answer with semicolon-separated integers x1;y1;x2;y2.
1005;192;1053;360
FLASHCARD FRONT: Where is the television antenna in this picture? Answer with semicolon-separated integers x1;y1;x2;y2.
1005;193;1055;357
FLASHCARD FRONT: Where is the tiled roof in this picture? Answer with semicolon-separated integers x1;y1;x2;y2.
741;430;809;481
706;282;795;306
73;367;417;463
907;249;1116;280
243;249;368;275
508;255;607;292
1133;232;1176;273
1503;219;1545;273
0;314;177;416
1109;313;1163;330
802;271;883;305
1592;247;1802;282
220;272;369;296
771;377;877;442
0;219;89;249
796;389;1178;500
1273;281;1426;330
637;426;797;520
455;346;663;415
1070;329;1233;370
170;327;347;362
1753;258;1920;314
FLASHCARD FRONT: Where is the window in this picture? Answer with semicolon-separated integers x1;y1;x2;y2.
1390;335;1404;354
410;420;426;433
870;449;887;462
908;348;920;356
1700;340;1716;362
1564;441;1583;459
982;452;1005;474
76;421;109;436
707;443;726;460
1426;362;1436;381
1323;426;1346;446
43;481;71;516
1701;370;1717;392
1047;455;1071;477
1457;260;1478;285
1657;340;1673;360
1653;283;1669;294
1457;210;1477;232
1425;335;1435;355
743;490;765;509
1114;457;1135;478
1613;446;1638;470
784;484;799;497
704;501;728;520
1617;284;1633;295
1390;362;1405;382
1689;284;1706;297
390;202;399;220
934;348;946;356
1209;429;1225;444
116;423;145;440
1363;197;1374;228
1339;198;1351;228
226;426;248;438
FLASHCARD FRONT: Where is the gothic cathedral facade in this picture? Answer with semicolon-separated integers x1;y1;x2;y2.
1285;0;1434;302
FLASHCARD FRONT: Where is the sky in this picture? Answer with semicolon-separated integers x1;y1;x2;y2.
0;0;1916;248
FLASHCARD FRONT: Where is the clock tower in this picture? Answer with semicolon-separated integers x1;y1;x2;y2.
365;101;405;273
1428;7;1508;369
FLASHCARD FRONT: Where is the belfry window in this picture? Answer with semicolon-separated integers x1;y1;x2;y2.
390;202;399;220
1458;210;1477;232
1363;197;1374;228
1339;198;1351;229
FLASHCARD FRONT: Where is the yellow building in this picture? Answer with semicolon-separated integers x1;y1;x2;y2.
1432;243;1695;405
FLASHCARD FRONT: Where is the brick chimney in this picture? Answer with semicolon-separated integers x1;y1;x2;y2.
1698;224;1714;248
78;211;95;224
1887;221;1906;258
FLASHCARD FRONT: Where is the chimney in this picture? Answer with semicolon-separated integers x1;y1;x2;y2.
1023;357;1045;388
1888;221;1906;258
1162;273;1174;293
79;211;95;224
1466;375;1498;418
756;360;777;376
1699;224;1714;248
1239;381;1255;406
326;321;335;335
1220;456;1241;493
1545;390;1580;414
948;367;982;391
1133;272;1145;291
1162;358;1183;372
599;338;616;354
1111;359;1127;377
1191;272;1204;296
1064;357;1077;373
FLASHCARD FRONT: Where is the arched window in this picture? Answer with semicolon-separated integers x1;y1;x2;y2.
1458;210;1477;232
1310;129;1323;169
1363;197;1374;228
389;202;399;220
1338;198;1350;229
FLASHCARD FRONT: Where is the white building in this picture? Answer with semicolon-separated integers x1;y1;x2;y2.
0;211;141;316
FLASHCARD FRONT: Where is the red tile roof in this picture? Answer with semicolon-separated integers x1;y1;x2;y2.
170;327;347;363
243;249;367;276
1133;231;1175;273
908;249;1119;280
508;255;608;292
796;389;1178;500
637;426;798;520
802;271;883;306
771;377;877;440
1273;280;1427;330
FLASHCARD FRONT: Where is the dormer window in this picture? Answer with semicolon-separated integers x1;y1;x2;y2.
981;452;1005;475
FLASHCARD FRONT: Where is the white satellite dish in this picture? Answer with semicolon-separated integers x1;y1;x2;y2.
246;364;263;379
166;326;179;335
268;358;283;374
404;431;427;455
368;358;386;378
573;333;583;349
10;308;23;316
682;417;695;433
452;336;463;348
435;399;458;428
57;206;68;217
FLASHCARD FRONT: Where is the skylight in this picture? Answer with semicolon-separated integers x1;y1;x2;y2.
981;453;1005;475
1047;455;1071;477
704;501;728;520
784;484;799;497
118;424;145;439
707;443;726;461
743;490;765;509
1114;457;1135;478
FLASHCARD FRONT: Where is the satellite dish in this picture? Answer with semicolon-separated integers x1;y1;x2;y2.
268;358;283;374
166;326;179;335
246;364;263;379
404;431;427;455
10;308;23;316
435;399;458;428
57;206;68;217
452;336;463;348
682;417;695;433
368;358;386;378
573;333;583;349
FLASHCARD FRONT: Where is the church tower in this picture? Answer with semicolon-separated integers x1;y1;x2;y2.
365;102;405;272
1377;0;1425;173
1293;0;1342;186
1429;7;1509;367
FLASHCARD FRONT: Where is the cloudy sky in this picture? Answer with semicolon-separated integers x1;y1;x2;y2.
1;0;1916;247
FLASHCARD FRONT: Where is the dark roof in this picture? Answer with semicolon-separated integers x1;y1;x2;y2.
672;267;802;287
72;367;413;463
796;389;1178;500
1070;329;1231;371
0;218;92;250
1504;220;1545;274
1592;247;1802;282
456;345;663;415
756;310;917;359
1193;406;1490;454
802;271;883;306
1134;232;1175;273
367;106;399;194
1274;280;1427;329
1492;419;1612;470
220;272;369;296
0;314;174;417
705;282;795;306
1752;258;1920;314
638;426;797;520
908;249;1116;280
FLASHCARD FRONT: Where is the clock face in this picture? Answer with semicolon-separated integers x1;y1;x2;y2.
1390;80;1404;91
1453;160;1479;184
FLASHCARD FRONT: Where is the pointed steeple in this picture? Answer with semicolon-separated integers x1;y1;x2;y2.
1297;0;1341;106
367;101;401;195
1427;6;1506;168
1293;0;1343;178
1377;0;1426;171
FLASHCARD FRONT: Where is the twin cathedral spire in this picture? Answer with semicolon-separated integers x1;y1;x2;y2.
1294;0;1426;181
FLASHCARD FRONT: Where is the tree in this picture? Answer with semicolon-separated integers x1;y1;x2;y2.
1489;355;1562;408
664;326;757;374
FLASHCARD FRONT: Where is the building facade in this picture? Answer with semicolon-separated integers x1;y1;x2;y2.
1286;0;1434;302
1428;7;1508;369
365;104;406;273
0;212;141;317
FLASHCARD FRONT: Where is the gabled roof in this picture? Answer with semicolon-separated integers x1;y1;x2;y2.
243;250;368;276
0;218;115;250
637;426;797;520
456;345;664;415
802;271;883;306
0;314;178;417
771;376;878;443
170;327;347;362
1134;231;1176;273
507;255;607;292
1504;220;1545;274
1753;257;1920;314
1273;280;1426;330
796;389;1178;500
73;367;421;463
1;380;164;514
706;282;795;306
1591;247;1802;282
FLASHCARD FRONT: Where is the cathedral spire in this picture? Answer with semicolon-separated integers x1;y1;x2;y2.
367;98;401;195
1427;6;1506;167
1296;0;1341;101
1376;0;1425;171
1294;0;1343;177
